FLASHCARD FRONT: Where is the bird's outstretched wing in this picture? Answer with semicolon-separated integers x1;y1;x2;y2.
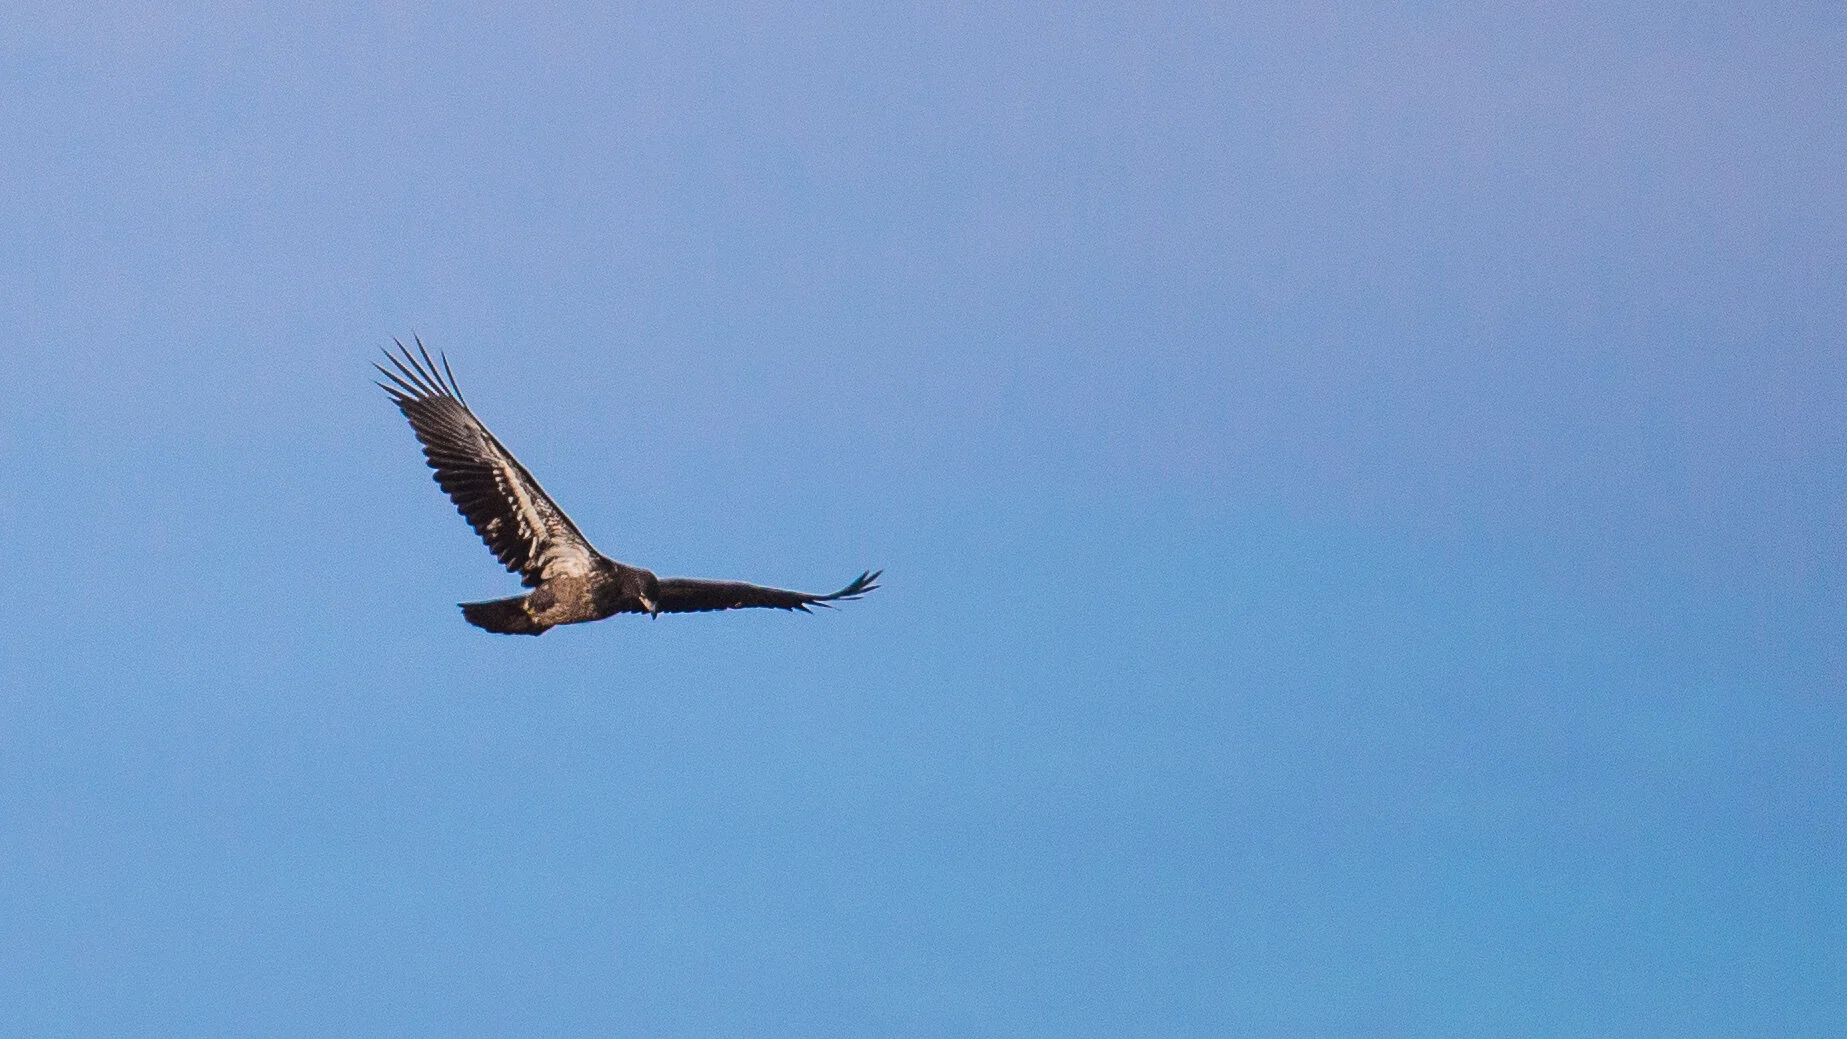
654;570;882;614
376;338;599;588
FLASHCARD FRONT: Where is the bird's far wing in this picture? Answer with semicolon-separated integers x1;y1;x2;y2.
377;338;599;588
654;570;881;614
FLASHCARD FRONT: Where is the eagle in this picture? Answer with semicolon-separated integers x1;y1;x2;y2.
377;339;880;635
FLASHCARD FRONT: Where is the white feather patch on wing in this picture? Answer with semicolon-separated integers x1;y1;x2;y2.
477;434;598;581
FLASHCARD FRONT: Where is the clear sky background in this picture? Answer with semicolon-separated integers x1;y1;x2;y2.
2;2;1842;1035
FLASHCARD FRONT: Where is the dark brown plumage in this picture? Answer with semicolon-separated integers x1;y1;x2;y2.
377;338;880;635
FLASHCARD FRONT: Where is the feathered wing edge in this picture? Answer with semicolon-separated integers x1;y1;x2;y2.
375;337;599;587
654;569;882;614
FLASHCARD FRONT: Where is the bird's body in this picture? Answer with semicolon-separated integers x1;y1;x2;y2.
460;566;632;635
376;340;879;635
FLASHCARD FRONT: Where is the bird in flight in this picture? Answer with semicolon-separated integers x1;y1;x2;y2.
377;339;880;635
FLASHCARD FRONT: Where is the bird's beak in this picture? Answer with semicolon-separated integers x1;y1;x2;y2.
641;595;658;618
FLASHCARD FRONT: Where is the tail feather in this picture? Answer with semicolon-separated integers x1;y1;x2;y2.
460;595;549;635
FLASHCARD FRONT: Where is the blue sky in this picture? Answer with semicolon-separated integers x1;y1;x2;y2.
2;2;1842;1035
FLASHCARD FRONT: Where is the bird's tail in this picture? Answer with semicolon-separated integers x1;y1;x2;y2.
459;595;549;636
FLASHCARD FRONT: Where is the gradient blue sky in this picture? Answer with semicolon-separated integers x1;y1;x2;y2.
2;3;1843;1035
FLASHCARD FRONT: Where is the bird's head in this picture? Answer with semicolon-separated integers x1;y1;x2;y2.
635;569;662;618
